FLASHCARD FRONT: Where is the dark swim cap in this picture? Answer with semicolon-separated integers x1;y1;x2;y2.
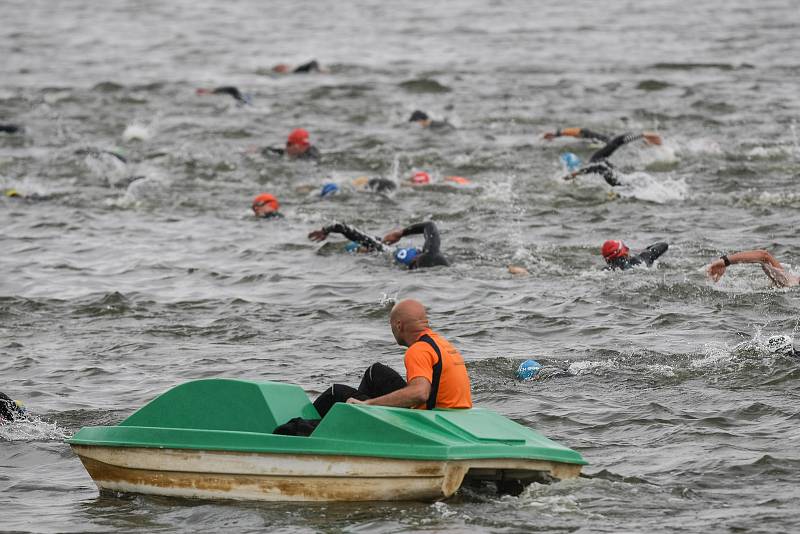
409;110;429;122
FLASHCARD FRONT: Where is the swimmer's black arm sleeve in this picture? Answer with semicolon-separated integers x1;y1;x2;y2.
589;132;644;162
401;222;441;255
572;163;621;186
323;222;385;251
637;242;669;266
577;129;611;143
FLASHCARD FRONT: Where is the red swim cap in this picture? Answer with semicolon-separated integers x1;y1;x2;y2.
601;240;629;260
444;176;470;185
410;171;431;185
252;193;279;212
287;128;310;147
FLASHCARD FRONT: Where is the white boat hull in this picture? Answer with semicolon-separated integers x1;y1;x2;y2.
71;445;581;502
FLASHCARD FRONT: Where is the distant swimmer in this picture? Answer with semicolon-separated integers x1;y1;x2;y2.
4;188;51;201
0;392;25;423
561;132;662;186
543;127;611;144
707;250;799;288
272;59;323;74
196;86;251;105
602;239;668;270
308;220;450;269
314;177;397;197
405;171;472;187
263;128;321;161
0;123;23;134
252;193;283;219
408;110;454;130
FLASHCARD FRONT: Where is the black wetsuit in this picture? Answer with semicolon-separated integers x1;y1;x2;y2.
312;362;407;418
568;132;649;187
366;178;397;194
0;392;21;422
293;60;320;73
554;128;610;144
211;86;249;104
263;145;321;161
0;124;22;134
604;242;669;271
401;221;449;268
321;221;449;269
409;110;453;130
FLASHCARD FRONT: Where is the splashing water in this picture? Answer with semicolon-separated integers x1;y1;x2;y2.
0;414;71;442
616;172;688;203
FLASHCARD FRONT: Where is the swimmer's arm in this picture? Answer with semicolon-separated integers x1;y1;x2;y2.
638;242;669;266
707;250;785;283
544;127;609;143
310;222;384;251
348;377;430;409
564;164;620;186
393;222;441;255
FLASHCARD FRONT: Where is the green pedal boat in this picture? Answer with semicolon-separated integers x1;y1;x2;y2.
68;379;587;502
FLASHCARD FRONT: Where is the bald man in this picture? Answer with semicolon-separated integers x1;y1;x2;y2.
312;299;472;417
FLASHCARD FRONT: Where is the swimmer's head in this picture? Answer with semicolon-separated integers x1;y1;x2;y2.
273;63;291;74
560;152;582;172
516;359;542;380
351;176;370;189
602;240;629;261
286;128;311;156
410;171;431;185
394;247;419;267
320;183;339;197
252;193;279;216
409;110;429;122
4;188;20;198
0;394;24;423
344;241;360;253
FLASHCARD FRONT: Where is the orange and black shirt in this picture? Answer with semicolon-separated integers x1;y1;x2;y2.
404;329;472;409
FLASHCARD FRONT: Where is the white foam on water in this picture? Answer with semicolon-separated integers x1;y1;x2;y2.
0;414;71;442
745;145;791;159
122;122;153;142
616;172;688;203
683;138;724;156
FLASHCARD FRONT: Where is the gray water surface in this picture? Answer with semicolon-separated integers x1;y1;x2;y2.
2;0;800;532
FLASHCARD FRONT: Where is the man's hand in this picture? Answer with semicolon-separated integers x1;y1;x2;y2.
308;229;328;242
707;260;726;282
346;397;367;405
382;229;403;245
643;132;662;146
542;132;556;141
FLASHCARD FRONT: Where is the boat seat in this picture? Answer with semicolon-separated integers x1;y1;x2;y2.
119;379;320;433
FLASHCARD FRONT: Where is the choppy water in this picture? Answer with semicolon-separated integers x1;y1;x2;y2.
2;0;800;532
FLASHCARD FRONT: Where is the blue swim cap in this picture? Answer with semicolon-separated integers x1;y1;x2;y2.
560;152;582;172
516;359;542;380
344;241;360;253
320;183;339;197
394;247;419;266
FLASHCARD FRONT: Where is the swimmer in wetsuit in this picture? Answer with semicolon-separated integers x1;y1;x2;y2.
601;239;669;270
307;221;450;269
561;132;663;186
252;193;283;219
263;128;321;161
707;250;800;288
196;86;251;105
272;59;323;74
0;123;22;134
0;392;24;423
408;110;454;130
543;127;611;144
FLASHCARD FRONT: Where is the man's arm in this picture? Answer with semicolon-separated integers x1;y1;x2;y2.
707;250;787;283
348;377;431;408
543;127;610;143
308;222;387;251
383;221;442;255
563;163;621;186
589;132;661;163
637;242;669;266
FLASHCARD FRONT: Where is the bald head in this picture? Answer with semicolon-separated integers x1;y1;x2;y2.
390;299;429;346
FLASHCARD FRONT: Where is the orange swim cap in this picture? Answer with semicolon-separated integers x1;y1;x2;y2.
444;176;470;185
410;171;431;185
601;240;629;260
252;193;279;212
287;128;310;147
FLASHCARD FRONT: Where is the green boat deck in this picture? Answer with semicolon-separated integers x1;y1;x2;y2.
68;379;586;465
